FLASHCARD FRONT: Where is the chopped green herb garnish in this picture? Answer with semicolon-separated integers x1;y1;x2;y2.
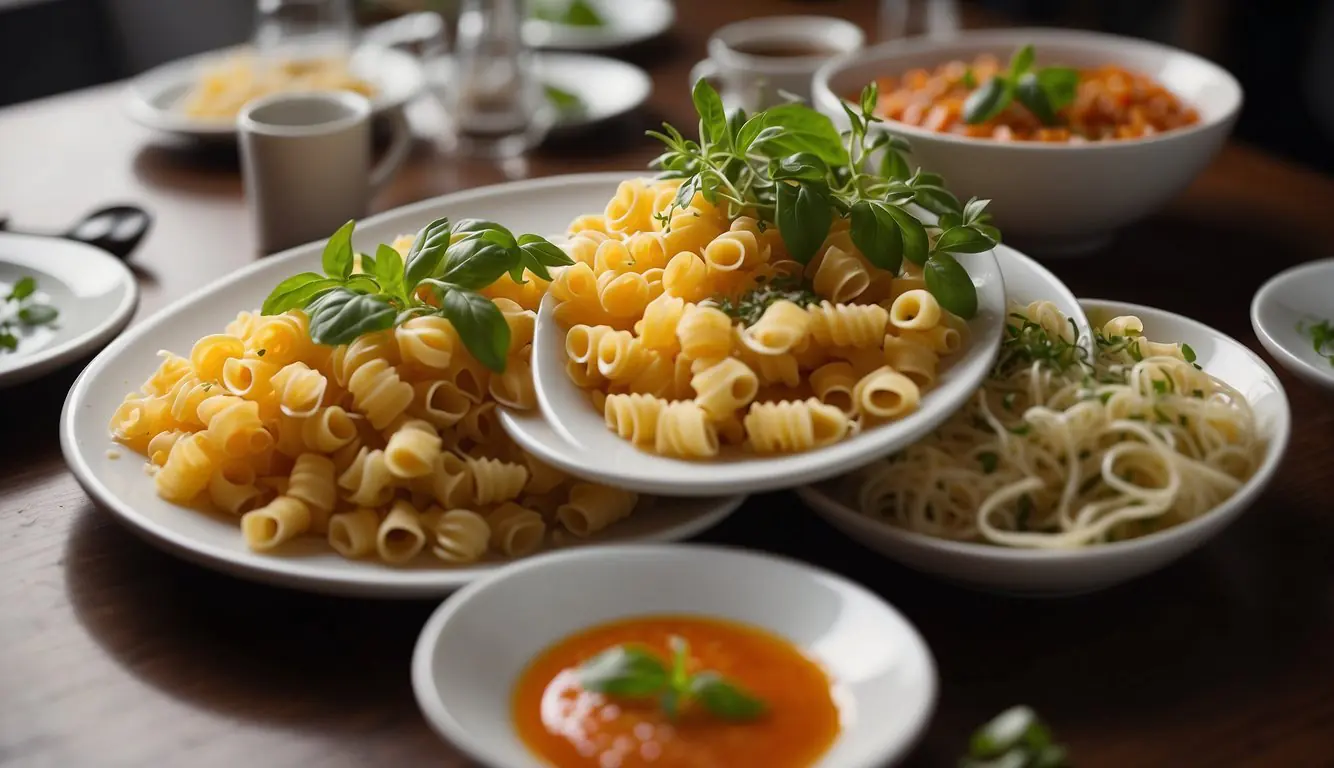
978;451;999;473
1;275;59;354
1298;318;1334;367
1001;392;1017;411
530;0;604;27
1181;343;1197;363
256;349;266;357
714;274;820;327
1008;423;1031;436
577;636;766;722
1192;389;1204;399
544;83;587;118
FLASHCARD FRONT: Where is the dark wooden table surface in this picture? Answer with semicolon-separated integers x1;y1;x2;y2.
4;1;1334;766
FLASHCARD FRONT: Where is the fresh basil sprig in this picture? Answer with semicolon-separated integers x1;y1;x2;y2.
578;636;766;722
260;217;572;372
0;275;59;352
963;44;1079;127
649;79;996;319
959;705;1070;768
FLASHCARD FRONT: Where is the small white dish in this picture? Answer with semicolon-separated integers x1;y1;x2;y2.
1251;259;1334;392
412;543;937;768
797;299;1291;596
60;172;745;598
0;233;138;389
125;45;425;140
539;52;652;130
813;28;1242;254
512;248;1004;497
524;0;674;51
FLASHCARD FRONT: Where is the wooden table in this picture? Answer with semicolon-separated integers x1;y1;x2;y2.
3;2;1334;766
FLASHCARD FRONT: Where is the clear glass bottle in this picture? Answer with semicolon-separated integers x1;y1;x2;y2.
445;0;552;158
879;0;961;41
253;0;356;62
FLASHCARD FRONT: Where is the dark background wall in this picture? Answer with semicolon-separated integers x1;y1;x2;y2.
1;0;1330;176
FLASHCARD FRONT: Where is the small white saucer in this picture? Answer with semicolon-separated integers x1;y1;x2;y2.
524;0;675;51
412;543;937;768
540;53;652;130
0;233;137;389
1251;259;1334;392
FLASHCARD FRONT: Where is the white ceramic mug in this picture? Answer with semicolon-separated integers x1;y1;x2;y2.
691;16;865;113
239;90;411;254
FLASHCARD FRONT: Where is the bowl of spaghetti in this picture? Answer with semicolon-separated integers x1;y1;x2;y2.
797;298;1289;596
813;28;1243;254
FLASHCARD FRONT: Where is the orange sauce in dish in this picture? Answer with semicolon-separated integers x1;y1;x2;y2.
512;615;841;768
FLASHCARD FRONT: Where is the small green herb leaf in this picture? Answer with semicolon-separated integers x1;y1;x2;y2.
405;217;452;290
912;184;963;217
0;332;16;350
883;204;929;266
924;251;978;319
859;82;879;119
963;76;1012;125
306;288;396;346
18;304;57;326
689;673;766;721
776;181;833;264
1015;72;1058;126
321;220;356;280
972;705;1037;758
544;83;586;116
373;244;406;300
935;225;996;254
1037;67;1080;110
1010;44;1036;79
978;451;999;473
262;272;342;315
8;276;36;301
772;152;829;183
1181;343;1197;363
440;233;516;291
577;645;670;698
692;79;730;149
517;233;573;282
745;105;850;167
441;290;511;372
961;68;977;88
850;201;904;273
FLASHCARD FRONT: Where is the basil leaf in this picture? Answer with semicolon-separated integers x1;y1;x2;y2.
935;226;996;254
883;205;929;265
937;212;964;231
373;243;406;300
321;220;355;280
451;218;508;237
358;251;376;274
440;234;518;290
913;184;963;216
659;689;680;720
974;223;1003;244
961;67;977;88
925;251;978;319
517;234;573;282
771;152;828;182
689;673;766;721
878;147;911;181
1015;72;1058;126
1181;343;1197;363
1010;44;1036;79
962;197;991;225
849;200;904;273
726;106;748;147
963;76;1011;125
306;288;396;346
776;181;832;265
345;274;381;294
8;276;36;301
674;174;702;210
405;216;452;290
18;304;57;325
262;272;342;315
859;81;879;118
692;78;729;149
0;332;16;350
577;644;670;697
743;104;849;166
1037;67;1079;110
441;290;511;373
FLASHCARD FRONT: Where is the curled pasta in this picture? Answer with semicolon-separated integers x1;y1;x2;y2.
662;251;711;302
604;392;667;445
596;330;650;382
558;483;638;537
190;334;245;382
854;366;921;420
288;452;337;516
467;456;529;505
598;271;651;318
889;289;943;331
384;423;442;478
337;447;395;507
810;361;860;416
410;380;472;428
744;399;850;453
740;300;810;355
605;178;655;234
639;294;686;354
301;406;357;453
431;509;490;563
882;336;938;389
241;496;310;551
807;301;889;348
344;358;414;430
812;246;870;303
488;502;546;557
328;508;379;559
220;357;279;398
247;312;311;366
690;358;759;421
270;361;328;417
488;353;536;410
395;315;459;370
208;461;262;515
654;400;720;459
676;305;733;360
703;230;763;272
200;396;272;458
377;500;427;564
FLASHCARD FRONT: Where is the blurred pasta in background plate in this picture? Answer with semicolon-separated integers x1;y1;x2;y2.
549;177;968;459
109;234;641;567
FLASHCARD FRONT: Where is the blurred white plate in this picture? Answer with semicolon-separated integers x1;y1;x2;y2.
413;543;937;768
1251;259;1334;392
0;233;138;389
541;52;652;130
798;299;1290;596
125;45;425;140
59;173;745;598
525;0;674;51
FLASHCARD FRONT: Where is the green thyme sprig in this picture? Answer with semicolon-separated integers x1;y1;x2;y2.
648;79;999;319
1298;318;1334;367
963;44;1080;127
0;276;59;352
261;218;572;372
714;274;821;327
578;636;766;722
995;313;1089;377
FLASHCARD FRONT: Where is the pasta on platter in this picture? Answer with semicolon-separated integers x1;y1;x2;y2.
852;302;1265;548
549;177;967;458
110;229;641;567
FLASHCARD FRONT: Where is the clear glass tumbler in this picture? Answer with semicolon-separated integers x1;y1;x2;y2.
253;0;356;63
879;0;962;41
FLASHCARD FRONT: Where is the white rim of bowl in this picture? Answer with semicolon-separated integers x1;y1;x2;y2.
813;26;1244;151
803;297;1290;563
411;542;938;768
1250;259;1334;387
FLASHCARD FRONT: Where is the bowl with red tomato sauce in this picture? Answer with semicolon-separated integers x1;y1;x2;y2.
813;28;1242;254
411;544;936;768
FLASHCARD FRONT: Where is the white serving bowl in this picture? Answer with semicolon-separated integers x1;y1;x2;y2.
797;299;1290;596
412;544;937;768
1251;258;1334;392
813;28;1243;254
